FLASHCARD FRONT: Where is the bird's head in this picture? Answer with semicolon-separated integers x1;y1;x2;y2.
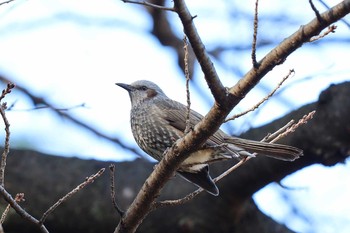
116;80;167;107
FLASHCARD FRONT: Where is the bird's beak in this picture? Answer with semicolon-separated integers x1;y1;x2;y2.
116;83;134;92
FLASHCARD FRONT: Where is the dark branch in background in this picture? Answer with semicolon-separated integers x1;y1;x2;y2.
251;0;259;68
318;0;350;28
309;0;324;23
0;76;147;159
143;0;196;79
0;0;14;6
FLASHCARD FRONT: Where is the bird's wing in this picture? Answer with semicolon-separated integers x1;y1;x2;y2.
157;99;225;146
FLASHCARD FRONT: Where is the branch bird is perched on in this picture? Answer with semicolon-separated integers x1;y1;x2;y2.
117;80;302;196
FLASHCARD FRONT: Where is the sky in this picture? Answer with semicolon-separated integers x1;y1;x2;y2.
0;0;349;232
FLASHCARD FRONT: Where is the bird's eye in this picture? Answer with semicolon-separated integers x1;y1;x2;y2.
140;86;148;91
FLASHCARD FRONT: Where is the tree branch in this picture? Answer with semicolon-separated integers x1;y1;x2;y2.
39;168;105;224
174;0;227;104
0;82;15;186
0;185;49;233
228;0;350;99
116;1;350;232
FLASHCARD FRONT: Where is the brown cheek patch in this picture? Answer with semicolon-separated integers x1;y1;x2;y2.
147;89;158;98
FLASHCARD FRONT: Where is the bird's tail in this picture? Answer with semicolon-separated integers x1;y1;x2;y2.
224;137;303;161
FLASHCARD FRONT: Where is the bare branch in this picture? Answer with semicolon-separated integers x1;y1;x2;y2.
0;186;49;233
0;0;14;6
261;120;295;142
0;82;15;186
271;110;316;143
39;168;105;224
1;193;25;224
227;1;350;100
0;83;15;102
309;25;337;42
109;164;124;217
225;69;295;122
174;0;227;104
183;36;192;134
13;103;87;112
122;0;175;11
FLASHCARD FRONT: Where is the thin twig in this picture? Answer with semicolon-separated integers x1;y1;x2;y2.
261;120;295;142
39;168;105;224
122;0;175;11
309;25;337;42
271;110;316;143
251;0;259;68
109;164;124;217
0;83;15;186
183;36;192;134
1;193;25;224
225;69;295;122
0;83;15;102
11;103;87;112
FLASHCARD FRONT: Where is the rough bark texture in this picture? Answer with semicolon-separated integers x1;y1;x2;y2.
1;82;349;233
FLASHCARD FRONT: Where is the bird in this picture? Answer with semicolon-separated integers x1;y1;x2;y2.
116;80;302;196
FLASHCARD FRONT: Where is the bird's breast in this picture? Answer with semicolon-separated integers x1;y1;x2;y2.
130;105;180;160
